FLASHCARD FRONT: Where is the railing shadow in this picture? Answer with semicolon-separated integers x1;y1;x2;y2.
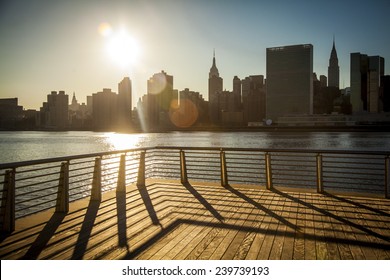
71;200;100;259
121;217;390;260
182;182;224;222
272;188;390;242
137;184;161;227
323;191;390;217
22;212;66;259
223;184;300;231
116;191;129;250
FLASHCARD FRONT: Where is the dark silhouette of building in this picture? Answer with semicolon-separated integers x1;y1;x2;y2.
208;50;223;124
92;88;117;130
266;44;313;121
382;75;390;112
328;38;340;88
68;92;90;129
178;88;208;126
39;91;69;129
117;77;133;128
350;53;384;113
241;75;266;123
0;98;24;129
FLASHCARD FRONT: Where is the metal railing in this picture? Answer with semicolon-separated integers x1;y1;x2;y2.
1;146;389;232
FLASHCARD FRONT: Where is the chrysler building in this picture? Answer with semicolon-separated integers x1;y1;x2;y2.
328;38;340;88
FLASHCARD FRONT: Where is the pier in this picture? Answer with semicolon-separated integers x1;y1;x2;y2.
1;147;390;259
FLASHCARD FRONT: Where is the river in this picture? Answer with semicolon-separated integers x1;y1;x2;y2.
1;130;390;164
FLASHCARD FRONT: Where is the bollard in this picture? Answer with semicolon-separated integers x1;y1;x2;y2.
386;156;390;199
56;161;69;213
1;169;15;232
137;151;146;187
316;153;324;193
180;150;188;184
220;150;228;187
117;154;126;193
265;153;273;190
91;157;102;201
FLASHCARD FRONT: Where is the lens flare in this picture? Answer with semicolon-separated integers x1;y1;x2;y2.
98;22;112;37
169;99;199;128
148;74;167;95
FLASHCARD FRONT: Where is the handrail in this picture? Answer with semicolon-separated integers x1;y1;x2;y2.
1;145;390;232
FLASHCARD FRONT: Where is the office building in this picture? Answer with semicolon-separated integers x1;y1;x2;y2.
0;98;24;129
328;39;340;88
146;70;176;129
208;51;223;123
350;53;384;113
266;44;313;120
118;77;132;126
92;88;117;130
39;91;69;129
241;75;266;123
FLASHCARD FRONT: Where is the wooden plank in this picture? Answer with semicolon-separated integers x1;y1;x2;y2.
312;194;328;260
304;194;316;260
244;191;275;259
324;194;353;259
185;188;256;260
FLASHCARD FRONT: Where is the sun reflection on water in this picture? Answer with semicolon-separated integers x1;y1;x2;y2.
104;133;144;151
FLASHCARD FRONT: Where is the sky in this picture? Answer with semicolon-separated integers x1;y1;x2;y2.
1;0;390;110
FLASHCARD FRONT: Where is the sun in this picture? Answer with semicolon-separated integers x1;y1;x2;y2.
103;26;141;68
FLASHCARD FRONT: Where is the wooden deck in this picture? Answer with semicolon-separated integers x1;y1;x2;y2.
1;179;390;260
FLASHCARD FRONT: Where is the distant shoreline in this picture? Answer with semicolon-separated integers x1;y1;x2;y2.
1;124;390;133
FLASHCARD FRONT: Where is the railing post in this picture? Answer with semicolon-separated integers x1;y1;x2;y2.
385;156;390;199
265;152;273;190
316;153;324;193
180;150;188;184
117;154;126;193
91;157;102;201
220;150;228;187
137;151;146;187
56;161;69;213
1;169;15;232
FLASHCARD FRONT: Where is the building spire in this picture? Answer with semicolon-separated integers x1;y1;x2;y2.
209;49;219;78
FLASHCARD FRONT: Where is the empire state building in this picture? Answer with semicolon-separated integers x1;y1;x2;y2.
208;51;223;123
328;38;340;88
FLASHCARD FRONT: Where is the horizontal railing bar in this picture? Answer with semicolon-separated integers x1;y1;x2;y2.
0;147;148;169
15;165;60;174
15;170;60;181
15;178;59;189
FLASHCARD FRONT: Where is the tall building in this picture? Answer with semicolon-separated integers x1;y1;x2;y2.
241;75;266;123
118;77;132;127
92;88;117;130
382;75;390;112
0;98;24;129
146;70;175;129
350;53;384;113
39;91;69;129
208;51;223;123
328;38;340;88
266;44;313;120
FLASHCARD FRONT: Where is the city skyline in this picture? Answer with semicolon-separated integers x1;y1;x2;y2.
1;0;389;110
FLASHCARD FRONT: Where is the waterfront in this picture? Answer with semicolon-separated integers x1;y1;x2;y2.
1;130;390;164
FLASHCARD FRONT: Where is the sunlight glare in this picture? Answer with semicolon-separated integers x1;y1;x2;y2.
105;28;140;68
105;133;143;151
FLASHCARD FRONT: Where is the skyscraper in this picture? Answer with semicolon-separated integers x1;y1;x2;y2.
208;50;223;123
118;77;132;126
146;70;175;128
266;44;313;120
328;38;340;88
350;53;384;113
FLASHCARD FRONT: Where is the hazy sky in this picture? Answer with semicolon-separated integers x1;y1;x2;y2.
1;0;389;110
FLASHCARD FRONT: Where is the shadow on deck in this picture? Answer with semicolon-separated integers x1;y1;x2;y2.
1;180;390;260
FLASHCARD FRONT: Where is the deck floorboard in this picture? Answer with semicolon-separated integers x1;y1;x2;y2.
1;180;390;260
